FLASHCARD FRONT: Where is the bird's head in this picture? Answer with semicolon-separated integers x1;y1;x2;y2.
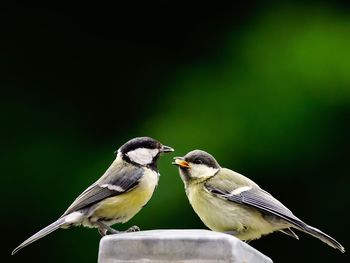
117;137;174;169
173;150;220;184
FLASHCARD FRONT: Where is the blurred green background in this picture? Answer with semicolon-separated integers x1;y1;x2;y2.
1;1;349;262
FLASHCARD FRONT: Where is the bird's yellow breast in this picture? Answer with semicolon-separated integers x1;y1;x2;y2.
93;170;158;223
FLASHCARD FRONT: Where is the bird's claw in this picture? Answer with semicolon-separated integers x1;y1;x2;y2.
98;227;108;236
126;225;140;232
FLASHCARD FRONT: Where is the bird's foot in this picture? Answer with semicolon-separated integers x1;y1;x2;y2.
96;222;140;236
96;221;120;236
126;225;140;232
98;227;108;236
106;225;140;234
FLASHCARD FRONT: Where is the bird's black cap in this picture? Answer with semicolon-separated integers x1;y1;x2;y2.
184;150;220;169
118;137;162;154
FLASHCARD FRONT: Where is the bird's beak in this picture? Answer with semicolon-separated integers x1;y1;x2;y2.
172;157;190;168
161;145;174;153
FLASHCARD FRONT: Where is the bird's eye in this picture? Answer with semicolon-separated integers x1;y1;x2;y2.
194;159;202;164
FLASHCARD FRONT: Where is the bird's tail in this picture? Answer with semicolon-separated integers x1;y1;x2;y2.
12;217;66;255
297;223;345;253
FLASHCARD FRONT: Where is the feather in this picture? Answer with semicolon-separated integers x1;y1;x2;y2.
12;217;66;255
62;165;143;216
205;169;345;253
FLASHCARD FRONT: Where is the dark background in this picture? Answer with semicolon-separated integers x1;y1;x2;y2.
1;1;349;262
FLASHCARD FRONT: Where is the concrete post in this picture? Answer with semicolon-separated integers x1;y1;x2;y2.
98;229;273;263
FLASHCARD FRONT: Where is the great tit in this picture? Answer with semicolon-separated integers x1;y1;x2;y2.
12;137;174;255
173;150;345;253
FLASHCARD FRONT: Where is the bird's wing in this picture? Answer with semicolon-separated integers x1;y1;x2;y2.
204;171;305;229
205;170;346;253
62;165;144;216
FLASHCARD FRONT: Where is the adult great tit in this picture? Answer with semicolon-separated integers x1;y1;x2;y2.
12;137;174;255
173;150;345;253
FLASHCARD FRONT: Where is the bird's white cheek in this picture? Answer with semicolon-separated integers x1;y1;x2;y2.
191;165;219;179
127;148;158;165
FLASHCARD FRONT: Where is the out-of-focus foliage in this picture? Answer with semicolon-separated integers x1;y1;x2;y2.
1;2;349;263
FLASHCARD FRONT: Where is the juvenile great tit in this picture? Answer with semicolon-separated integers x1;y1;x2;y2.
173;150;345;253
12;137;174;255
